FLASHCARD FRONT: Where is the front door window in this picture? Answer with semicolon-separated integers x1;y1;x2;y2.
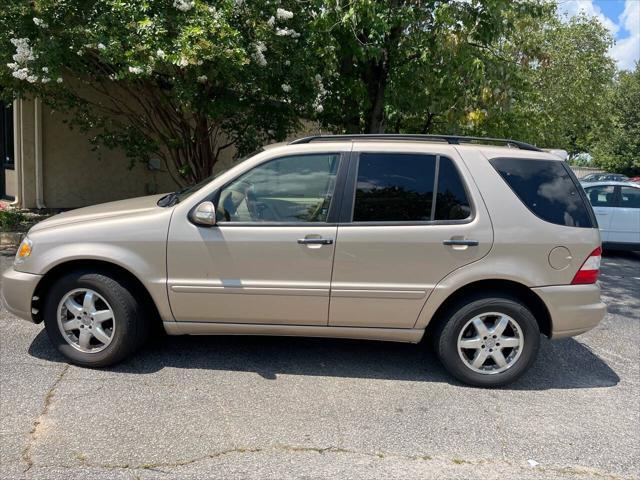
217;154;340;223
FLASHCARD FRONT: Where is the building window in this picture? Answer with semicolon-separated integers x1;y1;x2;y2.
1;103;14;170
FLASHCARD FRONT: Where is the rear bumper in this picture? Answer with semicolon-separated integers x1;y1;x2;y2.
532;284;606;339
1;267;41;323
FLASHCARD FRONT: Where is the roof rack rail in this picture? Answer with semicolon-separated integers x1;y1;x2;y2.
289;134;542;152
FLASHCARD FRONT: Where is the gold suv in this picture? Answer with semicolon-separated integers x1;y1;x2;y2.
1;135;606;387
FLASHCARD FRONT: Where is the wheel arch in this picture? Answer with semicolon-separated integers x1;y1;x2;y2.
32;259;162;330
424;279;552;338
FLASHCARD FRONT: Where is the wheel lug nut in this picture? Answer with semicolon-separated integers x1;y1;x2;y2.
489;348;493;352
481;345;485;349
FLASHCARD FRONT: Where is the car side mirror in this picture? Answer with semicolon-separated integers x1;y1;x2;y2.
190;201;217;227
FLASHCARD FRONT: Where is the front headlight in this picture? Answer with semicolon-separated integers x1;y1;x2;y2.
15;237;33;265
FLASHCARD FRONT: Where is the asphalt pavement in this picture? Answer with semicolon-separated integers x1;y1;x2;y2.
0;251;638;479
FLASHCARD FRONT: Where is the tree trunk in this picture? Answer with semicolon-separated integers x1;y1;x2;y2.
362;23;402;134
364;59;388;133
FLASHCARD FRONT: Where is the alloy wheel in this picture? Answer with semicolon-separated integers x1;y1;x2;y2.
457;312;524;375
57;288;116;353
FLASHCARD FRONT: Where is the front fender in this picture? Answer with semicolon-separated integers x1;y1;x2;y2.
18;208;174;322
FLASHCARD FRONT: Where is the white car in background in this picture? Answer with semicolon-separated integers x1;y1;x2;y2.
581;181;640;251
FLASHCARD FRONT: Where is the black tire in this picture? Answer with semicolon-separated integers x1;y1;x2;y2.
43;270;149;367
433;294;540;388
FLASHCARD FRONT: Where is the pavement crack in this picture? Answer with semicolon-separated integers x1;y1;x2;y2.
21;364;70;473
25;446;632;479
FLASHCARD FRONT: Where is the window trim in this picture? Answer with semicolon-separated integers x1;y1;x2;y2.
338;151;475;226
204;151;349;227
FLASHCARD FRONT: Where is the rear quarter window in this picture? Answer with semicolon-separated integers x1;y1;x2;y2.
490;158;595;228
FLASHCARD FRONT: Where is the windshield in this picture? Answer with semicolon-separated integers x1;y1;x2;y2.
158;149;264;206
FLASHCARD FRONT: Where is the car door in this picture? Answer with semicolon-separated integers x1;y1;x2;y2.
610;185;640;244
584;185;616;241
166;152;347;325
328;147;493;329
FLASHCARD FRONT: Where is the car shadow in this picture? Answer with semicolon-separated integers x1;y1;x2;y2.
28;329;619;390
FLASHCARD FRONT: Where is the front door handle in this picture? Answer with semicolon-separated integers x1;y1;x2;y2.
443;239;479;247
297;238;334;245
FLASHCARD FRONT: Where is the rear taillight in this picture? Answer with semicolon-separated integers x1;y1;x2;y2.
571;247;602;284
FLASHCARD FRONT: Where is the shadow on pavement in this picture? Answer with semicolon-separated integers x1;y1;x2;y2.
600;250;640;317
28;328;619;391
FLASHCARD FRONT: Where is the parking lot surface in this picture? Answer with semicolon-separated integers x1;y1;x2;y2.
1;252;638;479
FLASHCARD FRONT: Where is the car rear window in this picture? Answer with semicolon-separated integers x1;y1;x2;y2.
490;158;595;228
620;186;640;208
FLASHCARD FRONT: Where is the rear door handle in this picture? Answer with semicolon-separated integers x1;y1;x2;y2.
443;239;479;246
297;238;334;245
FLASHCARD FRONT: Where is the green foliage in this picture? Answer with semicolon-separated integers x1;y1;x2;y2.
308;0;550;134
480;13;616;154
591;65;640;175
0;209;25;231
0;0;323;184
0;0;627;184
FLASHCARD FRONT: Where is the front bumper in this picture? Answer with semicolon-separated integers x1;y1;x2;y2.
1;267;42;323
532;284;606;338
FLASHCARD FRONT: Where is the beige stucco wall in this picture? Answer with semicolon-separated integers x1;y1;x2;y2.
11;95;323;209
41;106;180;208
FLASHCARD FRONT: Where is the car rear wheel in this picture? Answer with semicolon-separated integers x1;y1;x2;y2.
43;271;149;367
434;295;540;387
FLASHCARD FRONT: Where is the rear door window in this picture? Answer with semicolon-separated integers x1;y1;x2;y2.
351;153;472;223
353;153;436;222
434;157;472;220
490;158;595;228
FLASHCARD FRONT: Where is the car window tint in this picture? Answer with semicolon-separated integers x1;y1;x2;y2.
585;185;616;207
353;153;436;222
434;157;471;220
490;158;594;228
620;186;640;208
217;154;339;223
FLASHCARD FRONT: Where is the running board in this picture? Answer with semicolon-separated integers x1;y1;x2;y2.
163;322;424;343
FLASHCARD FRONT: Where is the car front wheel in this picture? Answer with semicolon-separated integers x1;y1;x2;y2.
434;295;540;387
43;271;149;367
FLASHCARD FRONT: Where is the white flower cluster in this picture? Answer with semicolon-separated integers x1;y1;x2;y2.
197;75;208;84
313;74;326;113
251;41;267;66
276;8;294;20
173;0;195;12
275;27;300;38
281;83;291;93
32;17;48;28
129;65;152;75
6;38;49;84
